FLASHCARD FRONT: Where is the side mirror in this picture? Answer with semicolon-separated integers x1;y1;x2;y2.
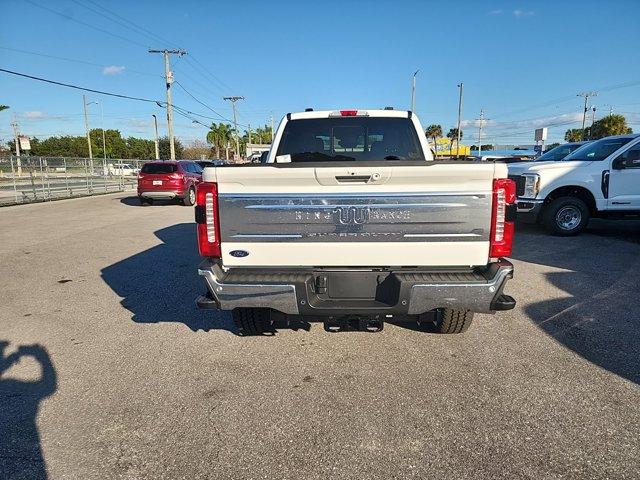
612;157;626;170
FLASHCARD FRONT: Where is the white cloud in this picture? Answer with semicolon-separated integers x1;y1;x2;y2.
513;9;534;17
488;9;503;15
21;111;45;119
461;112;583;131
18;111;68;121
103;65;126;75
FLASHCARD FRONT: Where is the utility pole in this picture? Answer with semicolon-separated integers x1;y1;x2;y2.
577;91;597;140
411;70;420;112
83;95;93;160
11;114;21;176
223;96;244;161
456;82;464;158
477;108;485;157
149;49;187;160
151;114;160;160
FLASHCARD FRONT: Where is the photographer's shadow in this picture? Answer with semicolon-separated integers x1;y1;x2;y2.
101;223;235;333
0;342;57;480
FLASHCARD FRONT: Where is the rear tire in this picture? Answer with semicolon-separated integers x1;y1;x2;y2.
183;186;196;206
422;308;474;334
542;196;589;236
233;308;272;336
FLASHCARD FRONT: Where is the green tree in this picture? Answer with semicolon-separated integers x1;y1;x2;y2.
206;123;233;158
158;136;184;160
425;124;443;155
0;105;9;112
565;128;585;142
89;129;128;159
447;128;462;154
589;114;632;140
126;137;155;159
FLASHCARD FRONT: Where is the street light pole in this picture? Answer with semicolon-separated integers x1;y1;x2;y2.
456;83;464;158
83;94;93;160
477;108;484;157
151;114;160;160
270;113;274;143
411;70;420;112
99;102;106;161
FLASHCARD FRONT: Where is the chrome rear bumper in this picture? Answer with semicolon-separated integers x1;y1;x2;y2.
139;190;182;199
197;260;514;316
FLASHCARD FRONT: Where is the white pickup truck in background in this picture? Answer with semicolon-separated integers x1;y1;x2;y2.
510;134;640;235
195;109;516;334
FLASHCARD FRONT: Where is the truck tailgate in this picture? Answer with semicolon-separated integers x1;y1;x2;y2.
207;163;500;267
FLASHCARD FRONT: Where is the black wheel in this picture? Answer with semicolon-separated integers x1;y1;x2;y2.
183;186;196;206
232;308;272;336
421;308;474;334
139;196;152;205
542;196;589;236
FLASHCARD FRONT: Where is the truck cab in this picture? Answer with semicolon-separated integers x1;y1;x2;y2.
511;134;640;235
195;109;516;335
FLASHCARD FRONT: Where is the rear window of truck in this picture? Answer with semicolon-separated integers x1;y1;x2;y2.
141;163;177;174
276;117;425;162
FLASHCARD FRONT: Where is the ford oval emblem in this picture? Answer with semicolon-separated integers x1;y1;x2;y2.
230;250;249;258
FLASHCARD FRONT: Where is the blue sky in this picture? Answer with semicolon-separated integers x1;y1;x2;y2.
2;0;640;147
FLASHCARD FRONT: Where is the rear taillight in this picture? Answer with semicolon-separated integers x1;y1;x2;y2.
195;182;221;258
489;178;516;258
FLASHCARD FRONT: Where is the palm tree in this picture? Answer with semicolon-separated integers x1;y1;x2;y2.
0;105;8;113
206;123;233;158
425;124;442;156
447;128;462;155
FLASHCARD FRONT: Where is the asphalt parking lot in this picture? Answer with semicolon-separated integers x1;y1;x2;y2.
1;192;639;479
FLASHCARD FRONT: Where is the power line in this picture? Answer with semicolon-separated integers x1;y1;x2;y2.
174;81;246;127
24;0;149;48
74;0;175;48
0;67;159;103
0;67;232;126
491;79;640;120
0;46;160;77
186;56;234;93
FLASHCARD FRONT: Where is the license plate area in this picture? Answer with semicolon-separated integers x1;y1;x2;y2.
309;271;401;307
153;180;163;185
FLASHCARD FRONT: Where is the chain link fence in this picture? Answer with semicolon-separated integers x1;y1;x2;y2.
0;156;150;206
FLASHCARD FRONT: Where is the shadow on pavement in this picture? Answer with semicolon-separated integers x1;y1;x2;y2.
101;223;235;333
119;196;182;207
0;342;57;480
513;221;640;385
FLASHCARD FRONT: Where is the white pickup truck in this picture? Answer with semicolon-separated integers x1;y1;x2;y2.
510;134;640;235
195;109;516;334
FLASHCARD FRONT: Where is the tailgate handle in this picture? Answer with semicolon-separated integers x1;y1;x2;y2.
335;175;372;183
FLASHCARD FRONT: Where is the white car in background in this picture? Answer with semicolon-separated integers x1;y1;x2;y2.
107;163;139;176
